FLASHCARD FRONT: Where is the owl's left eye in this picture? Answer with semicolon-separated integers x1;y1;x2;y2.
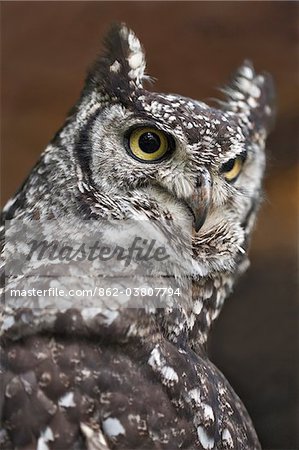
125;127;174;163
220;153;246;182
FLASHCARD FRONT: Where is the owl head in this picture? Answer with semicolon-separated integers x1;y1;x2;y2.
70;24;275;278
12;24;268;284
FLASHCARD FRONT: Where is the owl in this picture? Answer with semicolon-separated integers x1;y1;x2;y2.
0;24;275;449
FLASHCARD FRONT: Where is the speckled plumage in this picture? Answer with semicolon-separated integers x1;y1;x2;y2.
0;24;275;449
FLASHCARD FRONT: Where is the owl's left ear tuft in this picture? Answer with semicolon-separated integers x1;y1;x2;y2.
86;24;147;101
220;60;276;139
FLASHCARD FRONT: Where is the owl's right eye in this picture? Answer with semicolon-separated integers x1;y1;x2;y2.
220;152;247;182
125;127;175;163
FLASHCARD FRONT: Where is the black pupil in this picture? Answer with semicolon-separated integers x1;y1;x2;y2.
221;158;236;172
138;132;161;154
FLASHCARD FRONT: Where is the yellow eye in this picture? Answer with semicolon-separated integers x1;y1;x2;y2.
221;154;246;182
126;127;174;162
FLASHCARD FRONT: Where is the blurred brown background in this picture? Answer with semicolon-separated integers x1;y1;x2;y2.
1;2;298;449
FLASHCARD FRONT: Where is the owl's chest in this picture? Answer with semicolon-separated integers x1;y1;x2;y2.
1;335;260;450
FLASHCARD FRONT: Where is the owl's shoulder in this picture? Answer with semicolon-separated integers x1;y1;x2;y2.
1;334;259;449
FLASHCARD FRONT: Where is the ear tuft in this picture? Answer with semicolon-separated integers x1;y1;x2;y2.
86;24;147;101
220;60;276;138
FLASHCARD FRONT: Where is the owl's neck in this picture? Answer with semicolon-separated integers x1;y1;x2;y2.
189;274;233;349
2;261;240;351
155;272;236;352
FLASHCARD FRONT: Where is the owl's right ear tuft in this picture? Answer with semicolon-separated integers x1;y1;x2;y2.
220;60;276;140
85;24;147;102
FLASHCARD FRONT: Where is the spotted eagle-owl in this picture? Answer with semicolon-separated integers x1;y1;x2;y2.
0;24;275;449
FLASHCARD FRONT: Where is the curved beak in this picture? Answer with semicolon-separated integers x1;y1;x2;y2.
187;168;212;233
